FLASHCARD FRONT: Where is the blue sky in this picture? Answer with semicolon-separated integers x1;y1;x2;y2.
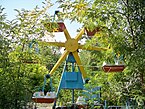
1;0;59;20
1;0;82;40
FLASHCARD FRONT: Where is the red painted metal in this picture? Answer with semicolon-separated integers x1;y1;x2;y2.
57;22;66;32
102;65;125;72
85;28;100;36
77;104;88;109
32;98;56;103
47;22;66;32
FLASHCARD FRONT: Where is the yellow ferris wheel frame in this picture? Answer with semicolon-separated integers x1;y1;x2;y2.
40;23;107;79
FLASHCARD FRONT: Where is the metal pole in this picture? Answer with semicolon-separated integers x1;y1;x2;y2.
104;100;107;109
72;62;75;72
72;89;74;104
72;89;75;109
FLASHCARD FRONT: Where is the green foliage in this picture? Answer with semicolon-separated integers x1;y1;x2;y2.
0;2;62;108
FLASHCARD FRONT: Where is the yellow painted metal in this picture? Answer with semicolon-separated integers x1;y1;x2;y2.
53;28;59;32
64;29;71;40
72;51;87;78
49;50;69;75
78;45;108;51
65;39;78;52
75;28;85;41
46;25;108;79
39;41;65;47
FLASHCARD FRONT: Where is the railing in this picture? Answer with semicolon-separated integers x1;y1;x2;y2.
107;106;136;109
108;106;125;109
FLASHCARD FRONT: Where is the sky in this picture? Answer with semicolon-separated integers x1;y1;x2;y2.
1;0;82;42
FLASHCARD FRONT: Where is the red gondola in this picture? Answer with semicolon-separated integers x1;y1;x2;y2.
57;22;66;32
32;75;56;104
85;27;100;36
32;97;56;103
102;64;125;72
46;22;66;32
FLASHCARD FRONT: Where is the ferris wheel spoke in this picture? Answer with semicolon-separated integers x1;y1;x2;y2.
49;50;69;75
75;28;85;41
78;45;108;51
72;51;87;79
39;41;65;47
64;29;71;40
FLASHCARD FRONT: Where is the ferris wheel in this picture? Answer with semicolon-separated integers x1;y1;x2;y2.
32;11;125;109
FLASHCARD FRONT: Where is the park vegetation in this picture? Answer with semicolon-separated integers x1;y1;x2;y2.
0;0;145;108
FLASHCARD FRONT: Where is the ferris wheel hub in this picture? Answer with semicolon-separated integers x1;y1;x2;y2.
65;38;78;52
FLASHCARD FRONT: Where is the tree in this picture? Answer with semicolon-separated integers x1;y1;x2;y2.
0;1;62;108
0;6;29;109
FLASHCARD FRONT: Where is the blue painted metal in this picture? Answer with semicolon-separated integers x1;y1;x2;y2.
42;76;46;92
104;100;108;109
57;53;84;91
42;74;54;92
92;86;101;101
29;39;39;53
58;71;84;89
66;53;76;63
53;53;84;108
82;86;101;103
56;53;84;102
65;72;77;81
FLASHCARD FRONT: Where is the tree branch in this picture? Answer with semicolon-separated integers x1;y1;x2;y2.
125;0;137;49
